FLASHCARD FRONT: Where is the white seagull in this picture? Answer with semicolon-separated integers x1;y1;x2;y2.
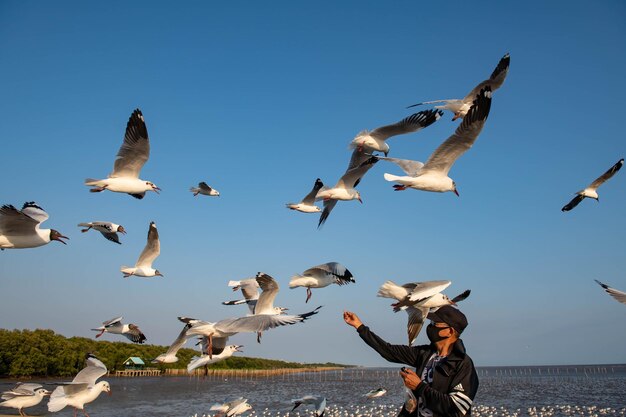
378;280;470;345
209;397;252;417
190;181;220;197
290;262;355;303
78;221;126;244
1;383;50;417
364;387;387;399
291;395;327;417
349;109;443;156
187;344;243;373
222;277;260;314
121;221;163;278
85;108;161;199
90;316;146;344
0;202;68;249
286;178;324;213
561;158;623;212
407;53;509;121
316;149;379;227
594;280;626;305
383;87;492;195
152;321;193;364
47;355;111;417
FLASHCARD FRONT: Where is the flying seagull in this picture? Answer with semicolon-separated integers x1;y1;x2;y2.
190;182;220;197
78;221;126;244
290;262;355;303
1;383;50;417
286;178;324;213
152;321;193;364
121;221;163;278
187;344;243;373
0;202;68;249
85;109;161;199
91;316;146;344
561;158;623;212
407;53;509;121
349;109;443;156
48;354;111;416
291;395;326;417
594;280;626;305
223;277;260;314
209;397;252;417
364;387;388;399
383;87;492;196
317;148;379;227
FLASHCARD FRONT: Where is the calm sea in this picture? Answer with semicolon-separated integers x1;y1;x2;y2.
1;365;624;416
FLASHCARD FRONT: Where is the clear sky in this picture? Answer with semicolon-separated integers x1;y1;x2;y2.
1;1;625;368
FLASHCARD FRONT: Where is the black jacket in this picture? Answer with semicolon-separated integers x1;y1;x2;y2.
357;324;478;417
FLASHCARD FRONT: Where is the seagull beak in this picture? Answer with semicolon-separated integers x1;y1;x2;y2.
235;345;244;352
153;186;161;194
54;234;69;244
358;196;363;204
453;188;459;197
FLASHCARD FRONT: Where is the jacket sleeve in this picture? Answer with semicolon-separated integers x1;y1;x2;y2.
413;357;478;416
356;325;419;366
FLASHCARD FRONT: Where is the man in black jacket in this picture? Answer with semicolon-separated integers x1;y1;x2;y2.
343;306;478;416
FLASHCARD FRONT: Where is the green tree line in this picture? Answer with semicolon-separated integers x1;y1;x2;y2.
0;329;348;377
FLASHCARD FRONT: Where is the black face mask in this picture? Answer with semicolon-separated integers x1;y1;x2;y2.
426;324;450;343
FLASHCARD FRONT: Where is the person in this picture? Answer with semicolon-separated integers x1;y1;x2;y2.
343;306;478;416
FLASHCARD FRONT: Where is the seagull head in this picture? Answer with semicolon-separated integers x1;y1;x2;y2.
147;181;161;193
101;381;111;395
50;229;69;244
117;225;127;234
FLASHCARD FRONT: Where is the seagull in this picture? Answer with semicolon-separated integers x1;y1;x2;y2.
364;387;387;399
209;397;252;417
561;158;623;211
85;109;161;199
222;277;260;314
407;53;509;121
594;280;626;305
349;109;443;156
187;345;243;373
47;354;111;417
252;272;290;341
121;221;163;278
1;383;50;417
90;316;146;344
152;322;193;364
0;202;68;249
378;280;470;345
77;221;126;244
190;182;220;197
289;262;355;303
316;148;379;227
286;178;324;213
383;87;492;195
291;395;326;417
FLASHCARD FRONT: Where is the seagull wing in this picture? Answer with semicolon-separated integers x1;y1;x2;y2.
72;356;107;385
595;280;626;305
19;202;50;225
406;307;429;345
101;231;121;244
102;316;123;327
378;156;425;177
303;262;354;285
451;289;471;303
317;199;337;228
588;158;624;190
254;272;280;313
136;222;160;267
125;324;147;343
368;110;443;141
198;182;213;192
338;155;379;188
164;323;192;356
407;280;452;303
421;87;492;176
110;109;150;178
561;195;585;212
463;53;510;101
301;178;324;205
216;307;321;333
0;204;39;234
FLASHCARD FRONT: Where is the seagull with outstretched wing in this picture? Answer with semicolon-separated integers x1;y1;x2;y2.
561;158;623;212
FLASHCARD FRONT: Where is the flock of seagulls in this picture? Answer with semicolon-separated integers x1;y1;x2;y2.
1;51;624;417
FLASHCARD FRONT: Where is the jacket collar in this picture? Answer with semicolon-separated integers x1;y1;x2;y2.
431;339;467;376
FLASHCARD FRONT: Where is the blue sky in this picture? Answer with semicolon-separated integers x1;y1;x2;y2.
0;1;625;367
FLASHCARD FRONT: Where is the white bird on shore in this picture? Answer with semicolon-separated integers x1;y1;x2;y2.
364;387;387;399
561;158;623;212
594;280;626;305
349;109;443;156
290;262;355;303
90;316;146;344
78;221;126;244
1;383;50;416
190;182;220;197
286;178;324;213
187;345;243;373
121;221;162;278
383;87;492;195
0;202;68;250
291;395;326;417
85;108;161;199
378;280;470;345
407;53;509;121
152;322;193;364
47;355;111;416
316;149;379;227
209;397;252;417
